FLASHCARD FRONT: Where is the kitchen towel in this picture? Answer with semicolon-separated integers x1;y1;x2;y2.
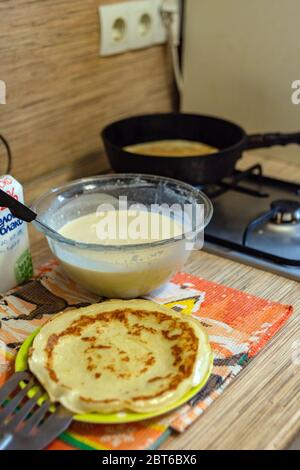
0;260;293;450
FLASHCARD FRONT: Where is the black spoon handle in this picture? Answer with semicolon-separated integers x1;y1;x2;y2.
0;188;37;222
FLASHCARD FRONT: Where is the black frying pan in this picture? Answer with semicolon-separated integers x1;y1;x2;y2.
102;113;300;185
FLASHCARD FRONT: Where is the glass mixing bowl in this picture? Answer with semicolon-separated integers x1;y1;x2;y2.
31;174;213;298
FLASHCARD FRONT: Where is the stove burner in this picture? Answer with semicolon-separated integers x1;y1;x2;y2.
270;199;300;224
242;199;300;245
204;165;300;277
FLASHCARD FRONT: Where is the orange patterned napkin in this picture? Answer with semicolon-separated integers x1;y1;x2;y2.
0;260;293;450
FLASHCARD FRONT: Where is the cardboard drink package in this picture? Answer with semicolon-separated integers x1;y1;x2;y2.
0;175;33;292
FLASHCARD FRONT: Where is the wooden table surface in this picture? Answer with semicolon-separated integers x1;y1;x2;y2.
28;154;300;450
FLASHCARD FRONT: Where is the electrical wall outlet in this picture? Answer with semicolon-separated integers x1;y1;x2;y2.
128;1;155;50
98;1;181;56
99;3;130;56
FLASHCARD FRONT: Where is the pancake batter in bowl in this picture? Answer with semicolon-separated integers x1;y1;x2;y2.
59;210;184;245
32;174;213;299
55;209;190;298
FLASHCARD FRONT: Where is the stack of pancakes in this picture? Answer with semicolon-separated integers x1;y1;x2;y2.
28;299;211;415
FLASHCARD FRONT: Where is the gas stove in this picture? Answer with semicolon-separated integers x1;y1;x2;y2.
200;164;300;281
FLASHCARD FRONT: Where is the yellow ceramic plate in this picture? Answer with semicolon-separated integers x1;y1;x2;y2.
15;328;213;424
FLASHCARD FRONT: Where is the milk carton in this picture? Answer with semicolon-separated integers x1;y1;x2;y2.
0;175;33;292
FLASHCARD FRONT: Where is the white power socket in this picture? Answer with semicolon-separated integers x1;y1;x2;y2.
99;3;130;56
128;1;155;50
98;0;181;56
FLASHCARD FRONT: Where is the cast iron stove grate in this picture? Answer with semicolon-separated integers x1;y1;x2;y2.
198;164;300;280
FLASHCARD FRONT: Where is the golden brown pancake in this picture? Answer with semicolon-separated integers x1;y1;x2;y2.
124;140;218;157
28;299;211;414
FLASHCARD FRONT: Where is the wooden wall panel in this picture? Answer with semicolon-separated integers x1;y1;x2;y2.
0;0;173;185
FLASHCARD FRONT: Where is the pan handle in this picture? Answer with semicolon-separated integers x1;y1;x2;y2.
244;132;300;150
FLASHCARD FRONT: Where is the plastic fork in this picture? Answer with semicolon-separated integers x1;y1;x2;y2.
0;371;73;450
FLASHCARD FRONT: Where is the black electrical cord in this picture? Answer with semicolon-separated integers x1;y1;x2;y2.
0;134;12;174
